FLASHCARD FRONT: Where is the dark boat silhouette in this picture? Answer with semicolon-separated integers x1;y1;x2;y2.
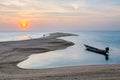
84;44;109;61
84;44;109;56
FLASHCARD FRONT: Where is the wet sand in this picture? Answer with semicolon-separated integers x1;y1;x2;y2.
0;32;120;80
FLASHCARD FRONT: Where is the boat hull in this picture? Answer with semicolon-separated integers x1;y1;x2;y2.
84;44;108;56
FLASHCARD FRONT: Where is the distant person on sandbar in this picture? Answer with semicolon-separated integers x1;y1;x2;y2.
43;34;45;37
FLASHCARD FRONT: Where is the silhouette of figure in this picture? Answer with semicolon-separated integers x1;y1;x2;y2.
43;34;45;37
105;47;109;53
105;47;109;61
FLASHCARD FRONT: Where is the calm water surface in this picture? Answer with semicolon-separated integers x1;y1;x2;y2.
0;31;120;69
16;31;120;69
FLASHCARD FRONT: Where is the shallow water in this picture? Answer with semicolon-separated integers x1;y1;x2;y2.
17;31;120;69
0;31;49;42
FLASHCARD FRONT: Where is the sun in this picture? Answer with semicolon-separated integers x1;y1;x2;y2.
21;21;28;29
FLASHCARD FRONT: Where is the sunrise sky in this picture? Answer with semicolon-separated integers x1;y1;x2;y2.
0;0;120;30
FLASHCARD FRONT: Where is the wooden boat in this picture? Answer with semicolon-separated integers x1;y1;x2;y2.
84;44;109;56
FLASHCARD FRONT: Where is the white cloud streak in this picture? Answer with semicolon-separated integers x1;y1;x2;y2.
0;0;120;30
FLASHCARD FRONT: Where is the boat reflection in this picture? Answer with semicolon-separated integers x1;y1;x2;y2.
105;55;109;61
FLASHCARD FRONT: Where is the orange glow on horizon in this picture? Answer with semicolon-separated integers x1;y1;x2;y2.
20;21;28;29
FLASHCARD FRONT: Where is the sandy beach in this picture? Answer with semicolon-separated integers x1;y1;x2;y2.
0;32;120;80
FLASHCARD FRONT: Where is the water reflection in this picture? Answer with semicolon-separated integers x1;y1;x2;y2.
17;42;110;69
86;50;109;61
105;55;109;61
0;31;47;42
16;34;32;40
17;33;120;69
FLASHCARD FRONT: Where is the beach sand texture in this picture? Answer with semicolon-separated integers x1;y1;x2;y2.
0;32;120;80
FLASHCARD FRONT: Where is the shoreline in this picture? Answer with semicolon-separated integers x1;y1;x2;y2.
0;32;120;80
0;63;120;80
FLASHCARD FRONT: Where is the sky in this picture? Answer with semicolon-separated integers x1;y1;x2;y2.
0;0;120;31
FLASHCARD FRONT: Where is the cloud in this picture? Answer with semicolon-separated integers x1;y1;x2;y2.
0;0;120;30
0;0;120;17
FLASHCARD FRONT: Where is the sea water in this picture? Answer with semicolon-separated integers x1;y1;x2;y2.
0;31;49;41
0;31;120;69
